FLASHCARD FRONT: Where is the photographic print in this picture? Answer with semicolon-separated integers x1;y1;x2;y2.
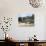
18;13;34;27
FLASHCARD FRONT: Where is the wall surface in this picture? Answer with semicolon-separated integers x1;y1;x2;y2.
0;0;46;40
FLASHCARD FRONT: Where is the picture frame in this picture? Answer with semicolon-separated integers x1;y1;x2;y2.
17;13;34;27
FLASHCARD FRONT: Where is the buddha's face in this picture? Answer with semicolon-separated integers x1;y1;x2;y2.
29;0;42;8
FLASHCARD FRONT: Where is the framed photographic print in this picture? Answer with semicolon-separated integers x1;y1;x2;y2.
17;13;34;27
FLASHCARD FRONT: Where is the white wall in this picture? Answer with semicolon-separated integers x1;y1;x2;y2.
44;14;46;40
0;0;46;40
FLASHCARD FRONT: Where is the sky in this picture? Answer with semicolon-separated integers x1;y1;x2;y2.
17;13;33;17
